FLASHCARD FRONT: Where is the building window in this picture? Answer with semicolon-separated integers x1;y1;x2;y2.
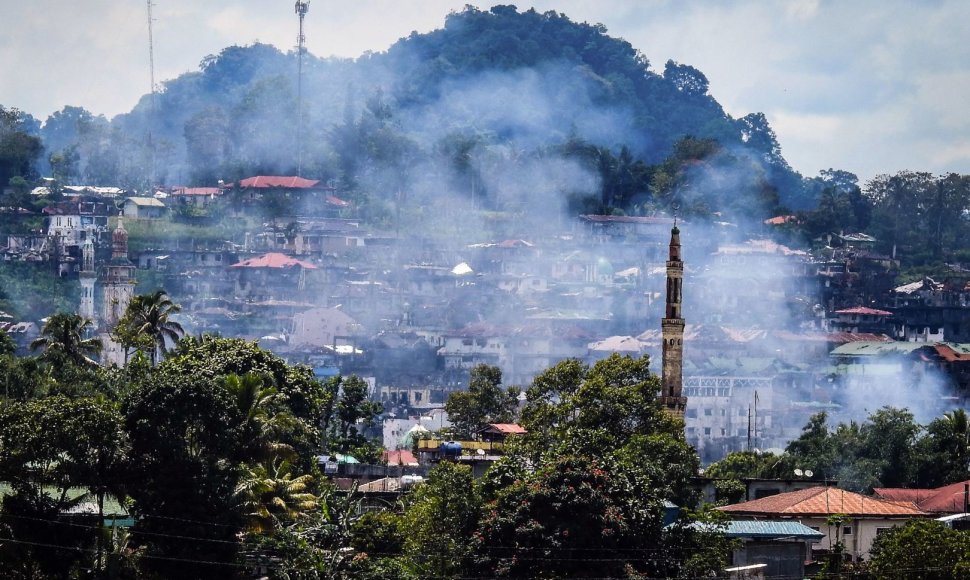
876;527;892;536
843;526;852;536
703;427;711;436
704;408;713;416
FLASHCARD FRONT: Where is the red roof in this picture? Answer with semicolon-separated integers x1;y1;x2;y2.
835;306;893;316
382;450;419;466
325;195;350;207
764;215;798;225
230;252;317;269
876;479;970;514
238;176;322;189
718;486;925;517
484;423;527;434
931;344;970;362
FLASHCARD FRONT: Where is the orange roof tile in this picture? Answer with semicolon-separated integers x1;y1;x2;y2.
718;486;925;517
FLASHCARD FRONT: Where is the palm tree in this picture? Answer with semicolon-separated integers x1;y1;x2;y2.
116;290;184;365
223;373;295;462
30;313;102;367
234;458;317;533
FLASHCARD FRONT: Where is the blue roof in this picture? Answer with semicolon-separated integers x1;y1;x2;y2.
724;520;824;539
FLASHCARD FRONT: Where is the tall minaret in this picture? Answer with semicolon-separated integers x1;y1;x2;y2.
79;235;97;322
660;224;687;416
99;219;136;366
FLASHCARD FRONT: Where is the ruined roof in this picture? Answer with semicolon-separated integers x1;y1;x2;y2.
830;341;923;357
580;214;676;225
230;252;317;269
125;197;165;207
172;186;222;196
718;486;925;517
834;306;893;316
588;335;645;353
929;343;970;362
238;175;321;189
773;331;894;344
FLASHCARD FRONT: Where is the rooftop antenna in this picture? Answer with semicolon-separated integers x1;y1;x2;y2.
295;0;310;176
146;0;157;191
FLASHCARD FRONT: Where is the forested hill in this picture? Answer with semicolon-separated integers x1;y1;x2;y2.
31;5;808;217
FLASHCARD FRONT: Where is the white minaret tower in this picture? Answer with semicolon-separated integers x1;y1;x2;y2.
99;219;137;366
79;235;97;322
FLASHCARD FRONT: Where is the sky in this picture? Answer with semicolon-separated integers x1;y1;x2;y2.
3;0;970;184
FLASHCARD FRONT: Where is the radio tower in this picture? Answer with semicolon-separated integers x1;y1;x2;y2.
146;0;157;190
295;1;310;176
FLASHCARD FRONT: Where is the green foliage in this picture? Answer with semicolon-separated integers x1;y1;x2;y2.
0;106;42;187
322;374;383;458
30;312;102;368
113;289;184;365
444;364;519;438
401;462;479;578
704;451;797;503
867;519;970;579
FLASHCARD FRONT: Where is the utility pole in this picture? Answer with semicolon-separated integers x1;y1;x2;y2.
295;1;310;176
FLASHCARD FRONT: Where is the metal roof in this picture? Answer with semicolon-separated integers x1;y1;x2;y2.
723;520;824;539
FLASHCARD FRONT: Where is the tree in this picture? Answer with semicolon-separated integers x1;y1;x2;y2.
867;519;970;579
915;409;970;488
234;458;317;533
114;289;184;365
323;374;383;461
402;462;479;578
445;364;519;438
0;106;42;186
0;396;127;576
30;312;102;367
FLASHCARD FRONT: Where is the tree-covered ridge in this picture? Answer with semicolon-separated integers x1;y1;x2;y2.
14;4;803;218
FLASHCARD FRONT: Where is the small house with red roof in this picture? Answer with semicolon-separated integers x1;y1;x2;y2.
718;486;928;561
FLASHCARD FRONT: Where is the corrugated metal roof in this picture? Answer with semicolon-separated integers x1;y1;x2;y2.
830;341;924;356
724;520;824;539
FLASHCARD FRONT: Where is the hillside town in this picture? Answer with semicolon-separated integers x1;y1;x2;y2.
3;177;963;458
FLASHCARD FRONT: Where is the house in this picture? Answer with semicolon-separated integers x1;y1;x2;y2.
122;197;166;219
830;306;893;334
717;486;928;561
230;252;317;300
720;520;823;579
169;186;222;208
874;479;970;515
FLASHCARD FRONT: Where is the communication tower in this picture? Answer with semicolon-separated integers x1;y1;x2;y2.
295;1;310;176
